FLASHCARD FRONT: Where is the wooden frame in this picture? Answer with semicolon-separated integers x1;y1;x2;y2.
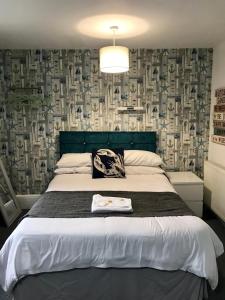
0;158;21;226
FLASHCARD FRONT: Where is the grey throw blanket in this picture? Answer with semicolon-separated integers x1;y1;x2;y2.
27;191;194;218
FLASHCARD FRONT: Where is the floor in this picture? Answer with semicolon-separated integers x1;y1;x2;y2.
0;207;225;300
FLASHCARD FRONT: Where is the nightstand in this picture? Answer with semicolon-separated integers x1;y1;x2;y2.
167;172;203;218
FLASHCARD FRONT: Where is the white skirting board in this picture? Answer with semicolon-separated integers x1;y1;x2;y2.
204;160;225;222
16;194;40;209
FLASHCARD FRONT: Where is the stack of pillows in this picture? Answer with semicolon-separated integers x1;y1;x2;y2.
55;149;165;178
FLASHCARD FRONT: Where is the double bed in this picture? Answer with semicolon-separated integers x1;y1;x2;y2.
0;131;223;300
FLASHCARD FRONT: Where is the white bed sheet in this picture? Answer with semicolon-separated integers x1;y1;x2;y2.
47;174;176;193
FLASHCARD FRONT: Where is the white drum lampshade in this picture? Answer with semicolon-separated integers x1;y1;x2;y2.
100;46;129;73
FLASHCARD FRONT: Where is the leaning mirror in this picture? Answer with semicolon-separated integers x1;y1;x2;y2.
0;157;21;227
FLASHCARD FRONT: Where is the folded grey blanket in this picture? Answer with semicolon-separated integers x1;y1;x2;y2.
27;191;194;218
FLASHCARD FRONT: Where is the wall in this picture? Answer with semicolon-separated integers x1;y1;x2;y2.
204;40;225;221
208;40;225;167
0;49;213;194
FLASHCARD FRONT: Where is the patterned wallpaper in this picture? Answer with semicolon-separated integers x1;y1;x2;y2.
0;49;213;194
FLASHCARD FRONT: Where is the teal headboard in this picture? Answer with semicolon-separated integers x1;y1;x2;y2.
59;131;157;156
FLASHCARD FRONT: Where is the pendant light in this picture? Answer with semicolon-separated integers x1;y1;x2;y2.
100;26;129;73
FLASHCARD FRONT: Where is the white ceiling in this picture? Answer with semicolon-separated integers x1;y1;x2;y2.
0;0;225;49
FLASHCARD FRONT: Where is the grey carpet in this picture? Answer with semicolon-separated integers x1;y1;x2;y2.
0;289;11;300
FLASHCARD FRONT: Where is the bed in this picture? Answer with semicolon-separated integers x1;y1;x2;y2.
0;131;224;300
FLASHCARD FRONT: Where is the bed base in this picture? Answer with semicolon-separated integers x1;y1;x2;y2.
13;268;208;300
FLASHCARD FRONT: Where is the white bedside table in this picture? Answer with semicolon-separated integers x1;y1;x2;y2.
167;172;203;218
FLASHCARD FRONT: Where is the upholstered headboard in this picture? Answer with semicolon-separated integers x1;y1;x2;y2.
59;131;157;156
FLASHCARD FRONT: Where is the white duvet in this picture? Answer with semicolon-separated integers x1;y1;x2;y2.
0;216;223;292
0;174;224;292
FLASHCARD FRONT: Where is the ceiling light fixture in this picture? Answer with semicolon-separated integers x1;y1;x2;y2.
100;26;129;74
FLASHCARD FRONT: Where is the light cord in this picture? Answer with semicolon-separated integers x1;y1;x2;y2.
110;26;118;47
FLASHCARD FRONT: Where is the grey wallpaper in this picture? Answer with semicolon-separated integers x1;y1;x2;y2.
0;49;212;194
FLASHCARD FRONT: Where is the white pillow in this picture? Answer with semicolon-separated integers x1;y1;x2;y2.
75;166;92;174
124;150;163;167
54;166;91;175
54;167;76;174
56;153;91;168
125;166;165;175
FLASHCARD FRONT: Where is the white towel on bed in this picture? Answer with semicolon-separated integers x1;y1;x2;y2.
91;194;133;213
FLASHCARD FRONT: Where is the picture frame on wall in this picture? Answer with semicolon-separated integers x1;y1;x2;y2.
0;158;21;227
212;87;225;146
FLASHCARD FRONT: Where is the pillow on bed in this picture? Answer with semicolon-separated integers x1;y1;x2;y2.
54;167;91;175
124;150;163;167
92;149;125;178
54;167;76;174
56;153;91;168
125;166;165;175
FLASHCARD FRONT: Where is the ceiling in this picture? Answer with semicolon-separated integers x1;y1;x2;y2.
0;0;225;49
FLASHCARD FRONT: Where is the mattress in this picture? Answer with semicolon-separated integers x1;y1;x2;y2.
0;173;224;298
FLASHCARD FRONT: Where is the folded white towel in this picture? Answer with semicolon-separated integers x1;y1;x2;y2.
91;194;133;213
